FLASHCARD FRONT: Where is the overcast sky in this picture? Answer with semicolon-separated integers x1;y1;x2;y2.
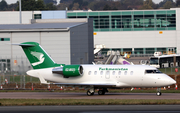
3;0;177;5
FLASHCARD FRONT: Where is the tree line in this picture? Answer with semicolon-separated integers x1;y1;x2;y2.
0;0;180;11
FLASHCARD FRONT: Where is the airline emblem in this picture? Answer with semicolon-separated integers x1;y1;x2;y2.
31;52;45;66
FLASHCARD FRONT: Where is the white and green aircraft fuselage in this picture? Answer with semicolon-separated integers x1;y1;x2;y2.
16;42;176;96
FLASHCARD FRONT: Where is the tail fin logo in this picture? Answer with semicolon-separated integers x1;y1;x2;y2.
31;51;45;66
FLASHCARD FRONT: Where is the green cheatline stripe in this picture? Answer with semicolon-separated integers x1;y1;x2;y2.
0;99;180;106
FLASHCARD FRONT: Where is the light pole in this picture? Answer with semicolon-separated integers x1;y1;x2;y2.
19;0;22;24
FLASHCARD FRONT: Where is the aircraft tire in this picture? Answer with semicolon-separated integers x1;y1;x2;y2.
98;90;105;95
156;92;162;96
87;90;94;96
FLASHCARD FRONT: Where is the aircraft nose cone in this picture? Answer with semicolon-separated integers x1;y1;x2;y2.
170;79;176;84
165;76;176;85
161;74;176;86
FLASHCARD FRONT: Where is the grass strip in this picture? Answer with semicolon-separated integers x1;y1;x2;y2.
0;99;180;106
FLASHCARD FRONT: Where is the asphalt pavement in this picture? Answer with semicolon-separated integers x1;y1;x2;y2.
0;92;180;99
0;105;180;113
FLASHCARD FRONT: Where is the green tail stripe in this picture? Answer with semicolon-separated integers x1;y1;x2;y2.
20;42;64;69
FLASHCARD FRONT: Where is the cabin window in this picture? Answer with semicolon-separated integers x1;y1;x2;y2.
100;71;103;75
130;71;133;75
145;70;162;74
88;71;91;75
118;71;121;75
94;71;97;75
124;71;127;75
106;71;110;75
112;71;115;75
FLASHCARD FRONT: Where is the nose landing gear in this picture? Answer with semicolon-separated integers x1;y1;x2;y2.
156;88;162;96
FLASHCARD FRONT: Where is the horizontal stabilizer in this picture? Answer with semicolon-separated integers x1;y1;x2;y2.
11;43;36;47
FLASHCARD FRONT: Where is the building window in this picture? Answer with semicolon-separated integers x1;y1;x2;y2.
0;38;10;41
157;48;167;54
99;16;109;28
34;14;41;19
111;15;121;28
0;59;11;74
146;48;155;54
134;48;143;54
67;10;176;32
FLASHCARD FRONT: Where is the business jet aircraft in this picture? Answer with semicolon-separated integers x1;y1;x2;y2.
15;42;176;96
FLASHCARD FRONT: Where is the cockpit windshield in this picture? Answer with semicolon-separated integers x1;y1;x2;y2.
145;70;162;74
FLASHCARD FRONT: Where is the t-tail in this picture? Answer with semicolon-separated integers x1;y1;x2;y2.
17;42;64;69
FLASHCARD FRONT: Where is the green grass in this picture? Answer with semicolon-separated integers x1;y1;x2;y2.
0;99;180;106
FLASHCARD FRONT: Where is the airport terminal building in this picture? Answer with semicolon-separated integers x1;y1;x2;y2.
67;8;180;55
1;8;180;55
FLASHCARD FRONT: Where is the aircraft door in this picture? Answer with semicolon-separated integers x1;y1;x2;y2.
105;71;110;79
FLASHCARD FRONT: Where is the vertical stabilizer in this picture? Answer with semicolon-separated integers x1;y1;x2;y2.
18;42;64;69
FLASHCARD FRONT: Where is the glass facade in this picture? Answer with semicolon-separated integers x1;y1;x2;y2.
0;38;10;41
100;47;174;56
34;14;41;19
67;10;176;32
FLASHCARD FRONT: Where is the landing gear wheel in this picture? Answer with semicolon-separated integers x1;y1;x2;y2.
87;90;94;96
98;90;105;95
156;88;162;96
156;92;162;96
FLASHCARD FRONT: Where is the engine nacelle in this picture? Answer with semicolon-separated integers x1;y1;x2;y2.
52;65;83;77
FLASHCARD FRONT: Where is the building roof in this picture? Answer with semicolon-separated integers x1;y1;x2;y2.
0;22;84;30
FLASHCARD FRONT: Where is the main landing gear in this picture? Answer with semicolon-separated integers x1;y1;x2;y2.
87;88;95;96
87;88;108;96
98;88;108;95
156;88;162;96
